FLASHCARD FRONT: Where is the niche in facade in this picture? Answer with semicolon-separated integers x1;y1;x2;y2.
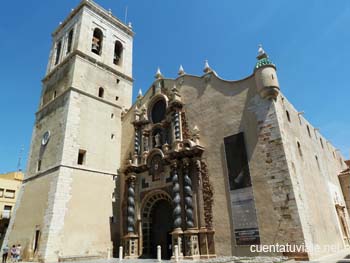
113;41;123;65
151;99;166;124
149;154;164;181
91;28;103;55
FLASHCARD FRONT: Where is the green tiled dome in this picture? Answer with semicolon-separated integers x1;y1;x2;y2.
255;57;275;69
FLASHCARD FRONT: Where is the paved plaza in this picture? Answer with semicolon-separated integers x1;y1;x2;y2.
17;250;350;263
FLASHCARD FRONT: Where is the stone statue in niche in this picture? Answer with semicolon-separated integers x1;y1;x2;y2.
155;133;161;147
152;128;164;148
143;135;149;152
140;106;147;121
150;155;164;181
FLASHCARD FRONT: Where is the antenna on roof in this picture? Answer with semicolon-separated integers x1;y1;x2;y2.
124;6;128;24
17;145;24;171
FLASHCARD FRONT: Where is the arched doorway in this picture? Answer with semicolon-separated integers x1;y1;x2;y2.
150;200;172;258
141;191;172;259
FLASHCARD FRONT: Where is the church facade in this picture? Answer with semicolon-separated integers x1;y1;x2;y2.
3;0;349;262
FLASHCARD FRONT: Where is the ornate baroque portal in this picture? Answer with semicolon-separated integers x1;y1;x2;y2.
121;79;216;259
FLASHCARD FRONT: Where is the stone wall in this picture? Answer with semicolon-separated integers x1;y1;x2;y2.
5;171;56;260
339;162;350;217
26;92;70;178
276;94;349;259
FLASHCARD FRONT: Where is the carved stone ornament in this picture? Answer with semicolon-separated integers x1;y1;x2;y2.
201;161;214;229
181;111;191;140
149;154;164;181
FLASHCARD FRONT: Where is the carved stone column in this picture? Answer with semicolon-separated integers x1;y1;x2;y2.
124;174;139;258
194;158;210;258
133;128;140;165
201;161;216;258
183;158;200;259
183;159;194;228
170;161;183;258
127;176;136;234
194;159;205;228
142;130;149;165
172;110;182;151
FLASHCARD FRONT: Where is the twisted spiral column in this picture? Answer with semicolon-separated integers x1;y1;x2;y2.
171;161;182;229
134;128;140;155
172;110;181;141
183;159;194;228
127;175;136;233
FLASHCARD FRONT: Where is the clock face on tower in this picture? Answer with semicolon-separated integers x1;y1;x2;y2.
41;131;51;146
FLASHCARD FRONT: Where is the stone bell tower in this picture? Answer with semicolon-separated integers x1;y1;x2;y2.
4;1;133;262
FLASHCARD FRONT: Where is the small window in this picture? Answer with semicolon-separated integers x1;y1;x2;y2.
5;190;15;199
116;78;120;84
113;41;123;65
307;125;311;138
37;160;42;172
91;28;103;55
298;115;302;125
111;134;115;139
315;155;320;170
77;149;86;165
4;205;12;211
67;29;74;54
0;188;4;197
55;41;62;65
111;113;114;119
320;138;324;149
115;96;119;101
98;87;104;98
53;90;57;99
286;110;291;123
3;205;12;218
297;141;303;157
110;216;117;224
34;229;41;252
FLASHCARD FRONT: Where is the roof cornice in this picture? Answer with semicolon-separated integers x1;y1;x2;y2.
52;0;134;37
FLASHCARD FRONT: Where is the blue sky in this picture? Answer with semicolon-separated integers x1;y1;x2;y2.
0;0;349;173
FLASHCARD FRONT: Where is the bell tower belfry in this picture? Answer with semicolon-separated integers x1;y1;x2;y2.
4;1;133;262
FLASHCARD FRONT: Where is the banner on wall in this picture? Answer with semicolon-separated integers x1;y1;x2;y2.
230;187;260;245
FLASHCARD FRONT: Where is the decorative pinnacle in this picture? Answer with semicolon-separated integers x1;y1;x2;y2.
128;22;132;28
155;67;163;79
178;65;185;76
137;88;143;99
258;44;265;55
203;60;212;73
257;44;268;59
